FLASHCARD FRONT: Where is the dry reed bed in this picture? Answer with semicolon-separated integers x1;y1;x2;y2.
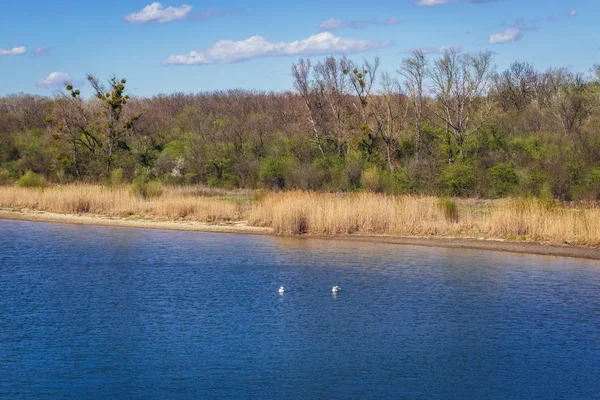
1;186;600;246
0;186;245;222
247;191;600;246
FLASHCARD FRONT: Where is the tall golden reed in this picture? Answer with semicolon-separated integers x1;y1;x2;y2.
0;185;245;222
1;186;599;246
247;191;600;245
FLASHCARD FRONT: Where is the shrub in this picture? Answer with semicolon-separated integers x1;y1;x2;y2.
344;155;363;190
488;162;518;197
259;157;292;189
584;167;600;200
131;172;163;199
361;166;384;192
571;167;600;200
110;168;123;188
382;170;412;195
0;169;11;185
16;171;46;188
539;182;555;209
438;162;476;197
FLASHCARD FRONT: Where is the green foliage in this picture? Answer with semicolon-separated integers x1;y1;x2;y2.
360;165;383;192
17;171;46;188
581;167;600;200
0;169;11;185
509;136;546;161
130;171;163;199
110;168;123;188
539;183;555;209
438;162;477;197
488;162;519;197
360;166;412;194
259;156;293;189
2;58;600;200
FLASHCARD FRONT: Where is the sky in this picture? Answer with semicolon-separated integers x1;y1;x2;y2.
0;0;597;97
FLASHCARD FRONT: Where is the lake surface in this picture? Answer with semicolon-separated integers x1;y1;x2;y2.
1;219;599;399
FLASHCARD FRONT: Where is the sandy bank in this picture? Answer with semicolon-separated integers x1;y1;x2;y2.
2;208;599;261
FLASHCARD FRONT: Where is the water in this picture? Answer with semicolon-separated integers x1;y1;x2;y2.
1;219;599;399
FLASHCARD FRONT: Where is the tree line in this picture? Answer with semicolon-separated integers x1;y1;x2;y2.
1;50;600;200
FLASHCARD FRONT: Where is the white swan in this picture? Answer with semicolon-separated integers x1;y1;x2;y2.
332;285;341;294
279;286;285;294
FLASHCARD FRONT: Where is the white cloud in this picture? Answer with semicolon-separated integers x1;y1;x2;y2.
318;17;401;31
36;72;81;89
0;46;26;56
417;44;463;54
413;0;495;6
124;2;192;24
568;9;577;18
414;0;456;6
488;27;522;44
30;47;50;57
190;7;244;22
318;18;344;31
162;32;391;66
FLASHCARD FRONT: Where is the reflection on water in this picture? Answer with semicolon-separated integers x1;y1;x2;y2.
1;220;599;399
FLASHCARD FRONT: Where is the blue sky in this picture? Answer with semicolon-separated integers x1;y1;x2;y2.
0;0;597;97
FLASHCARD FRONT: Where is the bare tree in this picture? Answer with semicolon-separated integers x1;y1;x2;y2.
291;59;326;158
493;61;538;111
372;72;406;172
314;56;352;157
429;49;495;161
46;83;94;179
550;73;594;140
400;49;427;162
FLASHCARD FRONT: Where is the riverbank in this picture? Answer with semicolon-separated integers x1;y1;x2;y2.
2;207;600;261
1;185;599;259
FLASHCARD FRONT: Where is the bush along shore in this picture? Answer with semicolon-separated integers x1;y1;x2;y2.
1;185;599;249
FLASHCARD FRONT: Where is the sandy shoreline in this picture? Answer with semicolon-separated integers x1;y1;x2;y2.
1;208;599;261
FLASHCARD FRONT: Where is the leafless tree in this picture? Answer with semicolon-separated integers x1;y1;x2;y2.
314;56;352;157
429;49;495;161
493;61;538;111
550;73;595;146
291;59;326;158
400;49;427;162
372;72;406;171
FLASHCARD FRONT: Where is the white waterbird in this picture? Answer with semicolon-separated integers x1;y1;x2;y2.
279;286;285;294
332;286;341;294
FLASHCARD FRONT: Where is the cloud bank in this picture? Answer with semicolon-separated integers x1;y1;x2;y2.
163;32;391;66
124;2;192;24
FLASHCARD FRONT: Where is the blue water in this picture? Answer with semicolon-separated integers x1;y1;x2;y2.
1;220;599;399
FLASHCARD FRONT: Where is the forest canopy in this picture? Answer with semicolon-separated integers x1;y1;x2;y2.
1;52;600;200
